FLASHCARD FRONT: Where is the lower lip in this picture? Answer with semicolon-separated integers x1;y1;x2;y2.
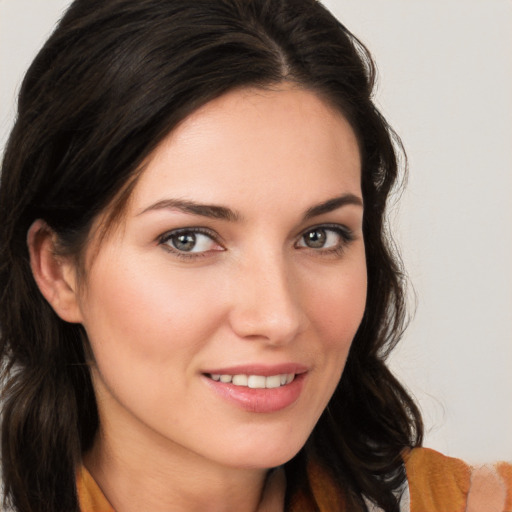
203;373;306;413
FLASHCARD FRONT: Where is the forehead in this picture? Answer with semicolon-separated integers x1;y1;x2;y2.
129;86;362;215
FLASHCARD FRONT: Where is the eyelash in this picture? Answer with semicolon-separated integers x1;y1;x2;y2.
297;223;355;257
157;224;355;260
158;227;222;260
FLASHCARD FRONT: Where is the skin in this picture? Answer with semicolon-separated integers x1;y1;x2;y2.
30;86;366;511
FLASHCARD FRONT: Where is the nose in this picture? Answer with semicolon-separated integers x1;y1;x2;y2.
227;251;308;346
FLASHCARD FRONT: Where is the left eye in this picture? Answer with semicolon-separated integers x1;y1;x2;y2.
160;230;219;253
296;227;348;250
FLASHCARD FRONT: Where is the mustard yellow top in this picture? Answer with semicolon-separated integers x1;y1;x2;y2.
76;448;512;512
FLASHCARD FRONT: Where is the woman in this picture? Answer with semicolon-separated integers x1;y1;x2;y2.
0;1;509;511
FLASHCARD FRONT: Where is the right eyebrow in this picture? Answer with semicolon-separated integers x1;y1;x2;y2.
136;198;242;222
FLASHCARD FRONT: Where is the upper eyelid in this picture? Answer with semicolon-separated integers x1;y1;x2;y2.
158;226;222;244
296;223;353;238
159;222;352;235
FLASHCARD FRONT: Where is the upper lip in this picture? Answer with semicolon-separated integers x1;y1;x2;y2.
202;363;309;376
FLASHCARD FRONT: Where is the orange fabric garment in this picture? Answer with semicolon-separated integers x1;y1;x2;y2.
77;448;512;511
404;448;512;512
405;448;471;512
286;457;346;511
76;460;346;512
76;466;115;512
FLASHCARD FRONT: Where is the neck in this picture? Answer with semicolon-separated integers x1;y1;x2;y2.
83;425;285;512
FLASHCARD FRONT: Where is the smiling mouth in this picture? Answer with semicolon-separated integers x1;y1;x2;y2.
206;373;295;389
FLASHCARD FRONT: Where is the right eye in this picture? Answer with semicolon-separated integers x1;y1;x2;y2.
159;228;223;256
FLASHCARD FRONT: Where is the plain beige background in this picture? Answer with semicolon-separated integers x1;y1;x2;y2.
1;0;511;464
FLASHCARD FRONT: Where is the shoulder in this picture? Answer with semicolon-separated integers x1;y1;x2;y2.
403;447;512;512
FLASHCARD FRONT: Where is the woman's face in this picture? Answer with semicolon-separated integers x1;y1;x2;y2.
76;86;366;470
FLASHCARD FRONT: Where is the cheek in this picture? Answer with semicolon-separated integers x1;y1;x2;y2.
300;250;367;393
80;255;222;361
307;254;367;352
284;255;367;443
77;256;225;415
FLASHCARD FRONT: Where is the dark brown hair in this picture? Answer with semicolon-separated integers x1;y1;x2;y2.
0;1;422;510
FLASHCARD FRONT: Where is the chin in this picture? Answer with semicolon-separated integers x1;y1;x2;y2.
214;429;311;470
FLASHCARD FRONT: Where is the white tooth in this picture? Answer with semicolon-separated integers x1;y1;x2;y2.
285;373;295;384
265;375;281;388
211;374;221;381
248;375;266;389
280;374;287;385
232;374;248;386
220;374;232;383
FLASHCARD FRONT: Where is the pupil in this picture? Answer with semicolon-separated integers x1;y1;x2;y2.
305;229;326;248
173;233;196;251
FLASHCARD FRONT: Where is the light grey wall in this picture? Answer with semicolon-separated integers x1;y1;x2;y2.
323;0;512;463
1;0;511;464
0;0;73;149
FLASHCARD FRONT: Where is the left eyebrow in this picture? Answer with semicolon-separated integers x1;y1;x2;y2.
302;193;363;221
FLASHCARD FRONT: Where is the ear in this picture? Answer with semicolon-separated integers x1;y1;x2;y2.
27;219;84;323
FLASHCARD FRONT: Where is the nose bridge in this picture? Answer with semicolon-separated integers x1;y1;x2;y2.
229;246;306;344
